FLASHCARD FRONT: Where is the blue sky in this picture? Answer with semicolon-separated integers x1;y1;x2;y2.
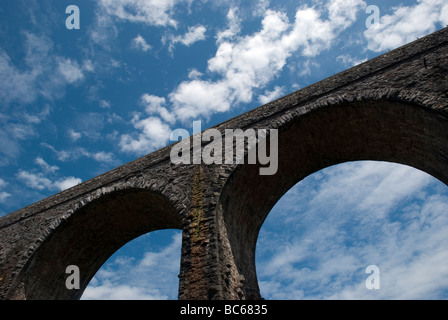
0;0;447;300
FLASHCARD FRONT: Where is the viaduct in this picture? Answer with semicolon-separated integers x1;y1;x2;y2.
0;27;447;300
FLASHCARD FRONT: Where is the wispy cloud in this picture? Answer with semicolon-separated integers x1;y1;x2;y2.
167;1;365;123
97;0;182;28
17;158;82;192
41;143;117;165
119;116;172;155
256;161;448;299
82;231;182;300
0;178;11;203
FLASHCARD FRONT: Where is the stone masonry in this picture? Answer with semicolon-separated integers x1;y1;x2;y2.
0;27;447;300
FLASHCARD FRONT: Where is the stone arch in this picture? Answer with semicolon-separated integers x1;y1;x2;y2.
218;96;448;299
13;186;182;300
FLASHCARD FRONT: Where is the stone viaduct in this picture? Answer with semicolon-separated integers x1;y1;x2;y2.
0;27;447;300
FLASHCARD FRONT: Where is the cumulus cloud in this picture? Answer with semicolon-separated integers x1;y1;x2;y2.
173;25;207;46
336;54;368;67
216;7;241;44
165;25;207;54
41;143;117;165
140;94;176;124
17;165;82;192
35;156;59;174
167;2;365;123
364;0;448;52
17;170;53;191
120;1;367;154
0;32;88;108
0;178;11;203
0;191;10;203
91;151;116;163
54;177;82;191
81;162;448;300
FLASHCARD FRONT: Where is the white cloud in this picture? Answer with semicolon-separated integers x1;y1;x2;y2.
35;156;59;174
82;59;95;72
336;54;367;67
119;94;174;154
57;58;84;84
0;191;11;203
131;34;152;52
0;178;10;203
165;25;207;54
8;123;35;140
24;105;51;124
167;3;365;123
16;169;82;192
120;2;367;151
88;8;118;48
17;170;53;191
68;129;82;142
364;0;447;52
99;100;111;109
54;177;82;191
138;233;182;271
82;283;168;300
258;86;285;104
327;0;366;30
441;4;448;26
140;94;176;124
91;151;115;163
82;232;181;300
169;79;232;122
98;0;180;27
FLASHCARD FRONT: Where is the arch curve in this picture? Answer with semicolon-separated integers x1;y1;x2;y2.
18;187;182;300
218;97;448;298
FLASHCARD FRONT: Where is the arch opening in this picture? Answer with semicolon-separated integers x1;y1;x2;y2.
219;99;448;298
21;188;182;300
255;160;448;299
81;228;182;300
